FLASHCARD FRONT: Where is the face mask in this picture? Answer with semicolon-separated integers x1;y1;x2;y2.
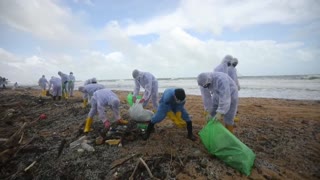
203;83;211;88
174;96;185;104
227;62;231;66
232;62;237;67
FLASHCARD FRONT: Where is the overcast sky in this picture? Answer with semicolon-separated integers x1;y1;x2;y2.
0;0;319;84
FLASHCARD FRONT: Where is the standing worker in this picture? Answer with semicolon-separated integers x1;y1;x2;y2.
38;75;48;96
58;71;69;99
214;55;233;74
78;83;105;108
83;89;128;133
48;76;62;101
143;88;196;141
132;69;159;111
68;72;76;97
197;72;238;133
228;58;240;91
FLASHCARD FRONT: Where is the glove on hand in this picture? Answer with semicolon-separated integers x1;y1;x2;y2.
203;111;212;122
214;113;224;122
104;120;111;130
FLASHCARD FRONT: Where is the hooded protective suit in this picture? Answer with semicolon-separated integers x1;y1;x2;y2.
68;72;76;96
84;78;97;85
79;84;105;103
58;71;69;97
132;69;159;110
228;58;240;90
48;76;62;97
38;75;48;90
214;55;233;74
197;72;238;125
87;89;121;124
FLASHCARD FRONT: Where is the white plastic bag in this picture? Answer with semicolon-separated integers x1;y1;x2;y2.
129;102;154;122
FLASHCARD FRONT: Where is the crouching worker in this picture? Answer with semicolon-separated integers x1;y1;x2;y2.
143;88;196;141
78;83;105;108
84;89;128;133
197;72;238;133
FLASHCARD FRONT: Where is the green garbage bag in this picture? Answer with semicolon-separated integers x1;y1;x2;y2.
127;93;142;106
199;119;255;176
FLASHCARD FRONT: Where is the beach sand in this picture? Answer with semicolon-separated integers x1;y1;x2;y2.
0;87;319;179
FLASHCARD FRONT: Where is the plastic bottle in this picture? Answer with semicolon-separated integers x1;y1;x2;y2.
81;142;95;152
69;136;87;149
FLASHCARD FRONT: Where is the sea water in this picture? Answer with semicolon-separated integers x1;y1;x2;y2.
17;74;320;101
73;75;320;101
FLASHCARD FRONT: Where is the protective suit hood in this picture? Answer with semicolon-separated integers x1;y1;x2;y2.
197;72;212;87
132;69;140;79
221;55;233;64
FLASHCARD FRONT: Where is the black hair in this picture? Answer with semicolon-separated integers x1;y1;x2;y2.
174;88;186;101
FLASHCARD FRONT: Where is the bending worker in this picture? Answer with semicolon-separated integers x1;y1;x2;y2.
84;77;97;85
197;72;238;133
38;75;48;96
58;71;69;99
78;83;105;108
132;69;159;111
84;89;128;133
143;88;196;141
48;76;62;101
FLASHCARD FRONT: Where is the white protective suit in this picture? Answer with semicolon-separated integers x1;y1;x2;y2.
84;78;97;85
58;71;69;95
228;58;240;90
48;76;62;96
132;69;159;110
68;72;76;96
197;72;238;125
214;55;233;74
79;84;105;103
88;89;120;123
38;75;48;90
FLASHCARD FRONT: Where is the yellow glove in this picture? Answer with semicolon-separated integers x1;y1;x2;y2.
203;111;211;121
214;113;224;122
82;99;88;108
166;111;186;128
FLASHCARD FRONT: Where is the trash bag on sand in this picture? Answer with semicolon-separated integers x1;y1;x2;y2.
199;118;256;176
129;102;153;122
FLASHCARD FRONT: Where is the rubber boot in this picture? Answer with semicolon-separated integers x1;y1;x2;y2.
187;121;196;141
41;90;46;96
142;122;155;140
53;96;56;101
84;117;93;133
58;96;61;100
225;125;234;134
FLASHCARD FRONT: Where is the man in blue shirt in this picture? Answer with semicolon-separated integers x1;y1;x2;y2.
143;88;196;141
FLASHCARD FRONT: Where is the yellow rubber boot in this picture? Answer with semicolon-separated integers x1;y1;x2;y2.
175;111;186;128
82;99;88;108
84;117;93;133
41;90;46;96
234;116;240;122
225;125;234;134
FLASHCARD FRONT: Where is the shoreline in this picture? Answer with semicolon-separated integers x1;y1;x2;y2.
3;86;320;102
